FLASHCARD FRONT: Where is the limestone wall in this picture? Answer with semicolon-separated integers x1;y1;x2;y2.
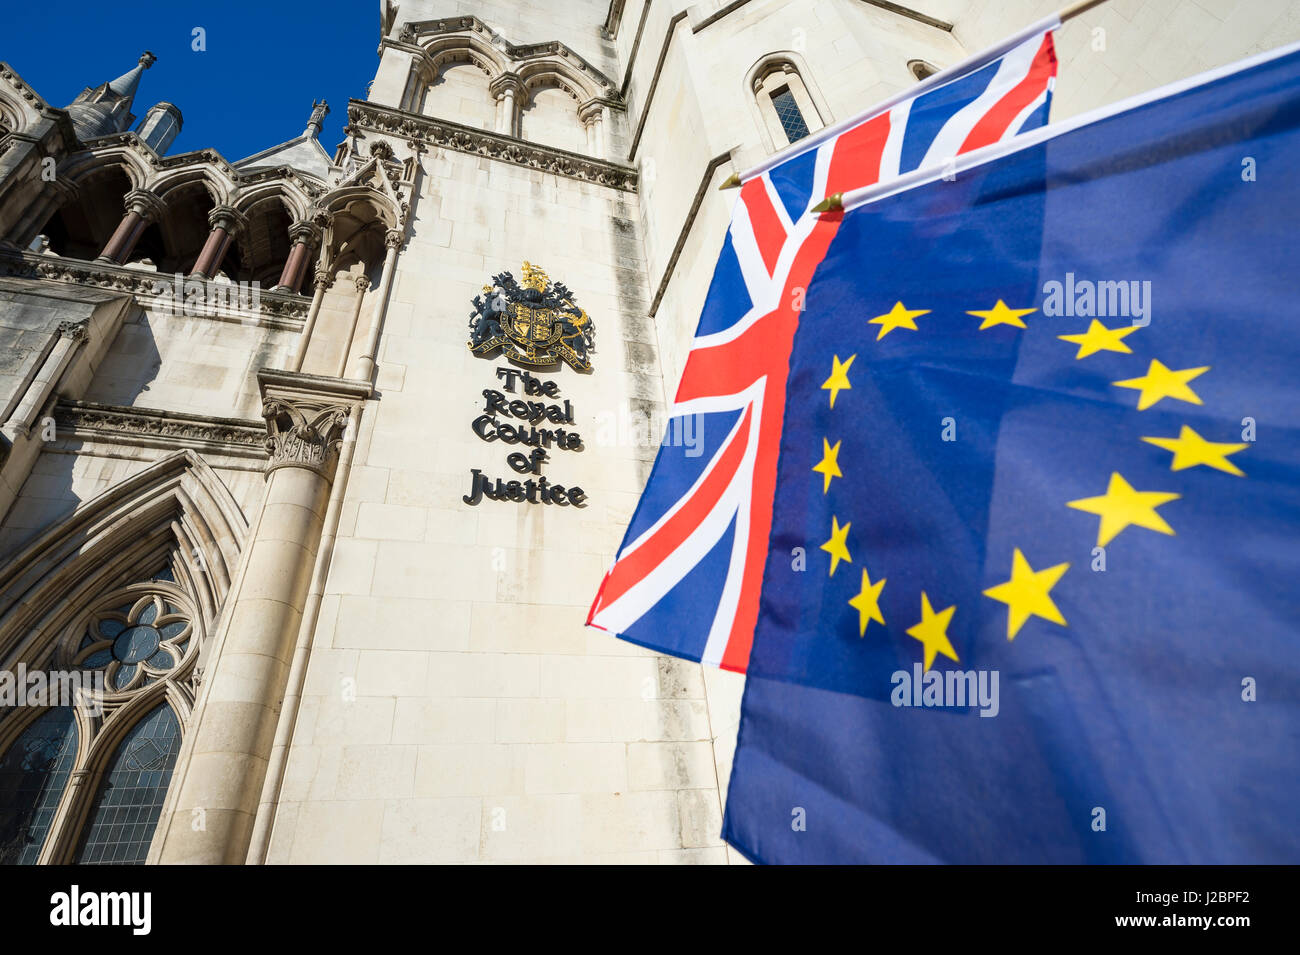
265;142;740;862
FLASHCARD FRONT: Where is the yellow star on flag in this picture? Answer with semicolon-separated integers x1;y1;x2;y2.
820;515;852;577
1057;319;1139;359
906;592;959;671
1067;471;1180;547
1142;425;1248;476
1113;358;1209;410
868;301;930;340
848;568;886;637
967;299;1036;330
821;354;855;409
812;438;843;493
982;548;1070;641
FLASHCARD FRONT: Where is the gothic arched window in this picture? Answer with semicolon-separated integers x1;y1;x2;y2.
0;708;79;865
747;55;830;153
0;559;200;865
74;703;182;865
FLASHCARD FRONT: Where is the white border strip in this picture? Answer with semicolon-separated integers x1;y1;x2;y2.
836;38;1300;214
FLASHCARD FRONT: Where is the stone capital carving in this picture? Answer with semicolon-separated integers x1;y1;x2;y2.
578;99;605;126
257;369;371;478
312;268;334;292
261;396;351;477
125;189;166;222
488;72;526;100
384;229;404;251
289;220;322;248
353;275;371;292
57;319;89;342
208;204;249;236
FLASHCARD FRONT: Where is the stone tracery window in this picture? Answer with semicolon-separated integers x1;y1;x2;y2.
0;559;199;865
74;703;182;865
0;708;78;865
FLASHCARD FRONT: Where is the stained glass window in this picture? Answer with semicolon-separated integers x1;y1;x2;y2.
0;708;78;865
771;86;810;145
74;703;181;865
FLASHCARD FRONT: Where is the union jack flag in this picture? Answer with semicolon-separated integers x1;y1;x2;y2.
588;27;1060;672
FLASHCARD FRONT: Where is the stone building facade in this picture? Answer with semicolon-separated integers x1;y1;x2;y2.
0;0;1295;864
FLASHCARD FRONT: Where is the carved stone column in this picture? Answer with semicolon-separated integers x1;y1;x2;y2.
3;320;88;440
337;274;372;378
190;205;247;279
96;189;164;264
350;229;403;381
579;100;606;160
272;221;321;294
155;369;370;864
291;268;332;373
490;73;525;137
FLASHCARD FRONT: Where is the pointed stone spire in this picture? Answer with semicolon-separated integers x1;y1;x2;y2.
107;51;157;100
66;51;158;141
305;100;330;139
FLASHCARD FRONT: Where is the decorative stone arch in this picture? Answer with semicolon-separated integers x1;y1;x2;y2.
148;163;235;209
0;68;51;139
515;59;606;106
39;151;149;260
231;178;313;224
0;450;245;863
0;92;24;138
58;146;151;193
407;33;507;117
744;51;834;153
294;165;406;376
0;450;244;665
517;63;607;157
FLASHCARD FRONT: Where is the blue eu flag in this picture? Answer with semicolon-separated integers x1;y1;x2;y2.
723;46;1300;863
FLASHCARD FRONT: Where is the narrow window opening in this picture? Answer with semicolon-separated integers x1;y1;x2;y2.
770;85;810;145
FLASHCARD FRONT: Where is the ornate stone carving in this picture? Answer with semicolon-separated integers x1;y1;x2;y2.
0;250;310;327
261;396;352;476
53;399;268;459
346;100;637;191
124;188;167;222
488;72;526;101
208;204;249;236
288;220;322;248
396;16;618;97
56;319;88;342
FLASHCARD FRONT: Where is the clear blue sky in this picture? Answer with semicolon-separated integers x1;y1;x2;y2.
4;1;377;161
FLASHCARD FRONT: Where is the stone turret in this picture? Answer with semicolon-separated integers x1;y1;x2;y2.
137;101;183;154
64;51;156;141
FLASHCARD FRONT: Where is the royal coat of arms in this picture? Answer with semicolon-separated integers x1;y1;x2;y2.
467;262;595;372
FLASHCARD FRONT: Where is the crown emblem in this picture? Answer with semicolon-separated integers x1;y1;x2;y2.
467;262;595;372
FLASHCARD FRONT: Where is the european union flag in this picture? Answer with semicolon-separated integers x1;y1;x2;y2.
723;46;1300;864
